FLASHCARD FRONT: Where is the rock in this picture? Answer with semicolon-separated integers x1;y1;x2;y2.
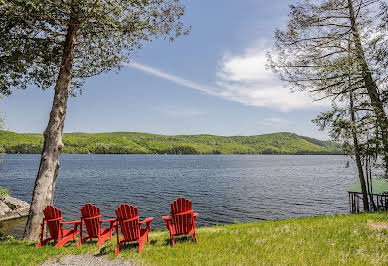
0;195;30;221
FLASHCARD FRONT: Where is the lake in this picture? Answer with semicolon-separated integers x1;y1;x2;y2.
0;154;356;238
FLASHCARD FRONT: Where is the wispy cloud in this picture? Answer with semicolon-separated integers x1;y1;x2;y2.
125;62;219;96
125;41;331;111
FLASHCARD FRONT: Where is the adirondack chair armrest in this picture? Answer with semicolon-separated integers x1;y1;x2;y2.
193;212;199;218
60;220;80;233
139;217;154;224
162;216;171;221
174;210;194;216
100;218;116;228
139;217;153;231
162;216;172;230
100;218;115;223
60;220;81;225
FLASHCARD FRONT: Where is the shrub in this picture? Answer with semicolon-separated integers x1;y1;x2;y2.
0;186;9;199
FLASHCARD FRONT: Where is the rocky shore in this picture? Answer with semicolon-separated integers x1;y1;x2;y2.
0;195;30;221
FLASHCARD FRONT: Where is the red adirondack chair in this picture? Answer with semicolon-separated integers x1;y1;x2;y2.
162;197;199;247
36;205;80;248
114;204;153;255
77;203;115;247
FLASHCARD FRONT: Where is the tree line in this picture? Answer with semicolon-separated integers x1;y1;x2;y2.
0;131;343;155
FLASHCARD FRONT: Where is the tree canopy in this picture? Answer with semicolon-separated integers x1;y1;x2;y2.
0;0;189;95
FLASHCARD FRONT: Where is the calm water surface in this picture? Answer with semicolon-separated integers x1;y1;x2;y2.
0;154;356;238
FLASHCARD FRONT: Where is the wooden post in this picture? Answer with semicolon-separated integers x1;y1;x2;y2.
348;192;351;213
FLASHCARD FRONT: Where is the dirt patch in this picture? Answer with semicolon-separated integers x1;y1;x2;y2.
40;254;140;266
367;221;388;231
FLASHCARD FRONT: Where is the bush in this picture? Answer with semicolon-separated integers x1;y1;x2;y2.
0;186;9;199
0;230;14;241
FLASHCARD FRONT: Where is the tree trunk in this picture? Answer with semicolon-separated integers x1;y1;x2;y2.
349;86;369;212
23;24;77;241
347;0;388;174
365;154;377;211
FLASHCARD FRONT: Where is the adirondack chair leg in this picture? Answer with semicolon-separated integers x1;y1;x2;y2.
55;233;75;248
171;234;175;247
73;222;79;242
110;221;114;241
193;231;198;242
96;233;109;246
77;225;83;247
77;236;88;247
115;224;120;256
36;222;45;248
138;238;146;253
115;245;120;256
36;236;53;248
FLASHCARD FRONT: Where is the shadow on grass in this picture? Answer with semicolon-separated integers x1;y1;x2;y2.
96;245;112;256
165;235;196;246
78;239;97;246
117;242;140;253
34;239;80;248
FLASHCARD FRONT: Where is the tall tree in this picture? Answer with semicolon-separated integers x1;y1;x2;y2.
268;0;388;173
346;0;388;170
0;99;4;158
312;44;373;211
268;0;388;211
1;0;189;241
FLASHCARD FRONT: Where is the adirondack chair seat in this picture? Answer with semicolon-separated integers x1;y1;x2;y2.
36;205;81;248
163;197;199;247
162;212;199;236
115;204;154;255
119;226;148;242
77;203;115;247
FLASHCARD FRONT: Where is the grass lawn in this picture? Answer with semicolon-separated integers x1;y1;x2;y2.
0;212;387;265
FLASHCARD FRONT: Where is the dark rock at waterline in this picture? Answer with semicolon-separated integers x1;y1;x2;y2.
0;196;30;221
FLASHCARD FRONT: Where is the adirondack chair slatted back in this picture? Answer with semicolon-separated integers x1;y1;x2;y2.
43;205;63;239
171;197;193;235
81;203;101;238
115;204;140;241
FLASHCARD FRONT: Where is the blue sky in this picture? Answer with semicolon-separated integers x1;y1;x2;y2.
0;0;331;139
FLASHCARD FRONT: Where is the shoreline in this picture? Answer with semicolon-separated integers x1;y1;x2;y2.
1;212;387;265
2;152;345;155
2;211;354;240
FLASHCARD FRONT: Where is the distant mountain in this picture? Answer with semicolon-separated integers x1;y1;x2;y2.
0;130;343;155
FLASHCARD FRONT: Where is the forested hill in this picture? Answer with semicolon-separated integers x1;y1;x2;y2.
0;130;342;155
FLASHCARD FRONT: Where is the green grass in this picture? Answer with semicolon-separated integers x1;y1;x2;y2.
0;186;8;199
0;130;343;155
0;240;101;265
0;212;387;265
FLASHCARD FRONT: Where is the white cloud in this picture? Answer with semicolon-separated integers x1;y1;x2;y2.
215;42;331;111
125;41;331;111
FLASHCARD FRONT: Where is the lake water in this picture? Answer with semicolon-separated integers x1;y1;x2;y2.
0;154;357;238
